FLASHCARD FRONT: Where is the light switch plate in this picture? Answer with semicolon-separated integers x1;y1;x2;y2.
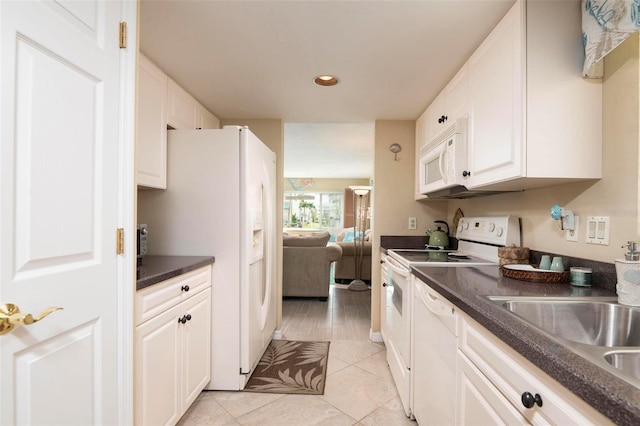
586;216;610;245
408;217;417;230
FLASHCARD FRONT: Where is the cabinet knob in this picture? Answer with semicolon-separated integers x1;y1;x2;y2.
178;314;192;324
382;282;388;287
181;285;190;292
380;259;385;264
462;170;471;177
521;392;543;409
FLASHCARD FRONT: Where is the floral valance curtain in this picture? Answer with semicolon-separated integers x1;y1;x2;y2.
583;0;640;78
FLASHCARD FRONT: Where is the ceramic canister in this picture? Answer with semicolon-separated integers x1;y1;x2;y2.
570;267;592;287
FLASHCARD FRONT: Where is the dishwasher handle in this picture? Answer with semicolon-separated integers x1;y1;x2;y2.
416;283;455;319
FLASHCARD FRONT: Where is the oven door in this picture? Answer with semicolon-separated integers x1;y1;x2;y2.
384;255;412;417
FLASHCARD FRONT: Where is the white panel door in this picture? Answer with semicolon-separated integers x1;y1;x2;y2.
0;1;133;424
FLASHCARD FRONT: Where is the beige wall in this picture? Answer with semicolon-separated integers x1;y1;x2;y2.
447;34;640;263
221;119;286;329
370;120;448;334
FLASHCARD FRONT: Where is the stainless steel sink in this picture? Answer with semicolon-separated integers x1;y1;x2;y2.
604;350;640;381
484;296;640;388
498;297;640;347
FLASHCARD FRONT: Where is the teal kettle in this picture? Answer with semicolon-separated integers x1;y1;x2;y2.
427;220;450;248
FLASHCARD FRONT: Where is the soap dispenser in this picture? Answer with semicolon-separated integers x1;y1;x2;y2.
615;241;640;306
623;241;640;261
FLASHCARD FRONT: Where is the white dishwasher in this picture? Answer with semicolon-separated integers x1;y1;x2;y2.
412;275;458;425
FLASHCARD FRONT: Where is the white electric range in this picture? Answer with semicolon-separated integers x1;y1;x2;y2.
382;216;521;419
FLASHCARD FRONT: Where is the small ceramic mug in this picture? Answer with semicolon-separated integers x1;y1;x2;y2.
539;255;551;270
550;256;565;272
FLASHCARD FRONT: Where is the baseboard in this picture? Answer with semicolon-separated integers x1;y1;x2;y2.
273;329;283;340
369;329;383;343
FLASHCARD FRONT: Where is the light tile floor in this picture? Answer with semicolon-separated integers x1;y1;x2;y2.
177;286;416;425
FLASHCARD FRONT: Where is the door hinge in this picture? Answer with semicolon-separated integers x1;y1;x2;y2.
119;22;127;49
116;228;125;255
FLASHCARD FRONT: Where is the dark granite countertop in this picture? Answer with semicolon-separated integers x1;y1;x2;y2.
380;235;429;251
136;255;215;291
412;265;639;425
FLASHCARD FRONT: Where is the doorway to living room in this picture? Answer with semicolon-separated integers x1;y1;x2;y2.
282;122;374;309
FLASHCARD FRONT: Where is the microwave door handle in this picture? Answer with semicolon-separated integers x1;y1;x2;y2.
438;145;447;184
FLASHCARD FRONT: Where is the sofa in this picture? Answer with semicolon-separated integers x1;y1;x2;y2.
282;231;342;301
333;229;372;283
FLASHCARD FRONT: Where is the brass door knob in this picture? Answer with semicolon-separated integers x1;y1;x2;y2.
0;304;63;335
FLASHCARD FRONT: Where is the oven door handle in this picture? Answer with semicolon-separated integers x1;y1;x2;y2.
385;255;410;278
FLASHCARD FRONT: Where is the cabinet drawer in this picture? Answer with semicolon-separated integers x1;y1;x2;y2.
459;315;611;425
136;265;212;326
457;350;526;425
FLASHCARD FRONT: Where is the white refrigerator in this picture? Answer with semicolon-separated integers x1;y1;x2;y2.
138;126;277;390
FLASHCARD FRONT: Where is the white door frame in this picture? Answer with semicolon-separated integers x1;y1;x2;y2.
117;0;138;423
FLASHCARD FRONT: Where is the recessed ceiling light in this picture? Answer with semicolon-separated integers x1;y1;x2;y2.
314;75;339;86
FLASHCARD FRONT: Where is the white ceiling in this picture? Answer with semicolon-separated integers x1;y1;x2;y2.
284;122;375;178
139;0;515;178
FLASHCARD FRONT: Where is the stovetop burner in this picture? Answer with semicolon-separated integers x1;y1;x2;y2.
388;249;495;267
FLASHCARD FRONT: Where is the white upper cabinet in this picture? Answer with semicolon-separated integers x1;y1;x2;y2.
416;65;469;200
425;64;469;142
137;55;219;188
466;0;602;190
197;104;221;129
466;4;523;188
137;54;168;189
167;79;220;130
167;78;199;130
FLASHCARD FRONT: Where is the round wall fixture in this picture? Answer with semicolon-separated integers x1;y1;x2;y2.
389;143;402;160
314;75;339;86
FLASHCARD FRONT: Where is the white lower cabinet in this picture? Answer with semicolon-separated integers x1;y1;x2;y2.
458;351;528;425
457;314;612;425
135;266;212;426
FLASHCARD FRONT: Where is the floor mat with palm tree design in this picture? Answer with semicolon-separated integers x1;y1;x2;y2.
244;340;330;395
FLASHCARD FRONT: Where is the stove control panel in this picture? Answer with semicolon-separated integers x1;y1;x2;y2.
456;216;521;247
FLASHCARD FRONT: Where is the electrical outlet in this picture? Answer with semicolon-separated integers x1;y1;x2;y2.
586;216;610;245
408;217;417;230
566;216;579;242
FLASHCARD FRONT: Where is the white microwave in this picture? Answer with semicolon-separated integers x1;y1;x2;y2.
418;117;468;195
